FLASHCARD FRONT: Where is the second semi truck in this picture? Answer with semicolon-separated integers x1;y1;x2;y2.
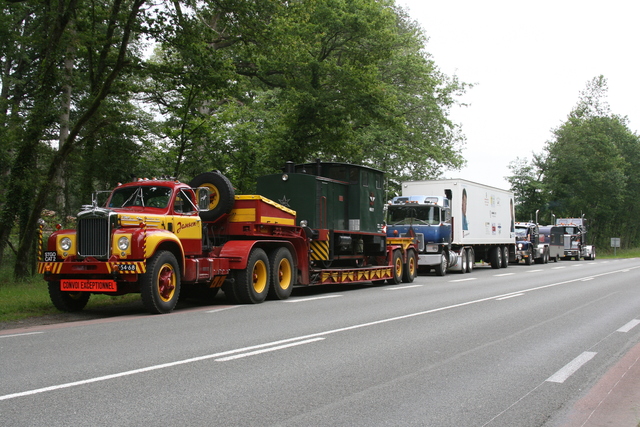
386;179;516;275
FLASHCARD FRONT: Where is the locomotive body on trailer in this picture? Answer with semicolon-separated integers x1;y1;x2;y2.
257;161;388;269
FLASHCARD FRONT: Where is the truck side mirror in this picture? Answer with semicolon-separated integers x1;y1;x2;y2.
196;187;211;212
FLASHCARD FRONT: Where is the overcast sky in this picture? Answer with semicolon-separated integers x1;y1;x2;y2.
399;0;640;189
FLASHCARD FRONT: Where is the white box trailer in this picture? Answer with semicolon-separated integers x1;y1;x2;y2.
399;179;516;273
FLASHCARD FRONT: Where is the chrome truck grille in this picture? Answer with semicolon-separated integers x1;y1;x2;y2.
77;210;112;259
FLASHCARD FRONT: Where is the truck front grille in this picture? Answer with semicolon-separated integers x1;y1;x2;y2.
77;217;110;259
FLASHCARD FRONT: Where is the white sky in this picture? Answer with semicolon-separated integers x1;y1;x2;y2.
399;0;640;190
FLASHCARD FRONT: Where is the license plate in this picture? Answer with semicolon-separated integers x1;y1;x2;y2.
61;279;117;292
44;251;57;262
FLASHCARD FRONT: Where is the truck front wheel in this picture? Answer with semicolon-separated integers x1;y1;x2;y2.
141;250;181;314
434;255;447;276
268;247;294;300
525;248;533;265
235;248;270;304
48;282;90;312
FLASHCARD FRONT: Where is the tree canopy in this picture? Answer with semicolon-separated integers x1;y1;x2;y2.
0;0;468;277
509;76;640;249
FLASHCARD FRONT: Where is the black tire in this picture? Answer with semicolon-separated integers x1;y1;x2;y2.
48;281;90;312
402;250;417;283
189;171;235;221
268;247;295;300
234;248;270;304
465;248;474;273
490;247;501;269
434;255;447;276
388;250;403;284
525;248;533;265
141;250;181;314
501;246;509;268
459;249;467;274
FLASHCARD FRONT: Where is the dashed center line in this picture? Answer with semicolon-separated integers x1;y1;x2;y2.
496;293;524;301
618;319;640;333
547;352;597;383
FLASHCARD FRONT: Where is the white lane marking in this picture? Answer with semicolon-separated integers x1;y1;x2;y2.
0;332;44;339
525;269;543;273
552;266;566;269
449;278;477;282
3;265;638;401
206;306;241;313
285;295;343;303
618;319;640;333
0;336;328;402
546;351;597;383
494;273;515;277
496;293;524;301
386;285;422;291
216;338;325;361
581;277;594;281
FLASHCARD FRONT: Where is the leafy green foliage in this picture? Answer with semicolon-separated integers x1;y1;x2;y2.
0;0;468;276
511;76;640;249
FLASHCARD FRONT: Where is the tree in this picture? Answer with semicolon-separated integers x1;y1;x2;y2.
0;0;148;277
539;76;639;247
506;156;547;222
0;0;470;277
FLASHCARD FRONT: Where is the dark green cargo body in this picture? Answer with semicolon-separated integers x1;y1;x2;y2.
256;162;385;233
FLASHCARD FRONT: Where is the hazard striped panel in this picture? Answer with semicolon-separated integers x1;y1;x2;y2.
310;239;330;261
38;262;63;275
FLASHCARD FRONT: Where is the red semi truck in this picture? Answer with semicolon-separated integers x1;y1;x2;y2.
39;163;417;314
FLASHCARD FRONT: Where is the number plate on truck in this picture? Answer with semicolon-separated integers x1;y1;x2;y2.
61;279;117;292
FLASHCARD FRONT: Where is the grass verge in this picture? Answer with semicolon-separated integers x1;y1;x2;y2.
0;269;139;324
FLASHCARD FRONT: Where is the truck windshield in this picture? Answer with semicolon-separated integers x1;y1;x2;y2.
387;205;440;225
109;186;172;209
515;227;528;238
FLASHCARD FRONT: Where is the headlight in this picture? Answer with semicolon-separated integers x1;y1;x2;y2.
118;236;130;251
60;237;72;251
517;243;523;249
426;244;438;253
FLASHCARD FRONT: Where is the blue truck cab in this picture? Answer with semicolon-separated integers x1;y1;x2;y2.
386;195;453;274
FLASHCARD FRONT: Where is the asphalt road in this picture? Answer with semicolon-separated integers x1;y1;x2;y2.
1;258;639;426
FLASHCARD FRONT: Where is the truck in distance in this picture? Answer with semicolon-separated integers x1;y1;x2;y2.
554;217;596;260
514;222;549;264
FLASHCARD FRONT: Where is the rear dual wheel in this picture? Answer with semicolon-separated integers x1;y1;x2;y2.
229;246;296;304
490;246;501;269
501;246;509;268
234;248;270;304
268;247;294;300
402;250;417;283
388;250;403;284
